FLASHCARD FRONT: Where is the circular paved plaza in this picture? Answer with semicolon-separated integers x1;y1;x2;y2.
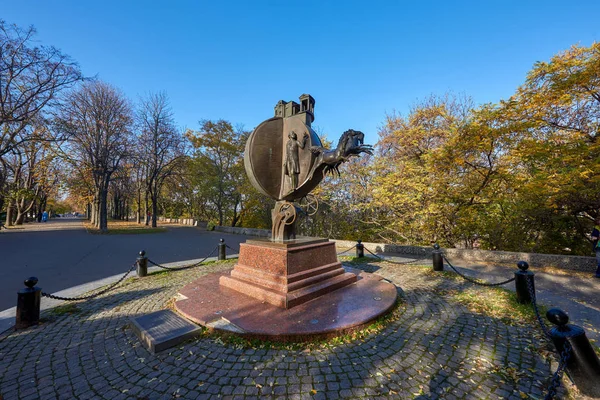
0;260;565;399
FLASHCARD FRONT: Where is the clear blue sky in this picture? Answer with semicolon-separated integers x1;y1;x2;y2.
3;1;600;144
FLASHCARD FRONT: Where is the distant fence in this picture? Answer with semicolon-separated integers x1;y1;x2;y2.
214;225;270;238
157;217;207;228
333;240;596;272
209;225;597;272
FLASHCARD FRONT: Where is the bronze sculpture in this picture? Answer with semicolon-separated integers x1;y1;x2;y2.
284;131;308;191
244;94;373;241
215;94;396;317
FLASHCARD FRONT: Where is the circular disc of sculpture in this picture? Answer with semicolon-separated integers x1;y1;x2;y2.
244;117;324;201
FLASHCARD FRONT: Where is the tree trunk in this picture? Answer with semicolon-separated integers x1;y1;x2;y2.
15;211;25;225
151;191;158;228
5;200;14;227
91;197;99;227
99;189;109;232
145;190;150;226
136;185;141;224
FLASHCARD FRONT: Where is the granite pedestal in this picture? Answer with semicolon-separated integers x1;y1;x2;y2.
219;238;357;309
175;266;397;340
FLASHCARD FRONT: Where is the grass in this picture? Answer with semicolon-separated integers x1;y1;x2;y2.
147;259;223;276
48;303;81;316
339;255;383;265
446;286;548;327
85;220;167;235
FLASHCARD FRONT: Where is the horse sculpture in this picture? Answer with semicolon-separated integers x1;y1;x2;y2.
309;129;373;176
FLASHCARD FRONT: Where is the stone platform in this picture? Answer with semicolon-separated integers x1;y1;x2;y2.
0;260;566;399
219;238;357;309
175;266;397;339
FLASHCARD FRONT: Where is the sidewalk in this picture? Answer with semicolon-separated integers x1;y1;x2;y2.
379;251;600;343
0;252;597;399
0;255;228;335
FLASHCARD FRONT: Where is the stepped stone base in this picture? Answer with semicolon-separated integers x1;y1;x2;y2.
219;238;357;309
174;266;397;340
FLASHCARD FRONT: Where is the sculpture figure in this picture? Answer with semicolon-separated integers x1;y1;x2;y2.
284;131;309;190
244;95;373;241
309;129;372;177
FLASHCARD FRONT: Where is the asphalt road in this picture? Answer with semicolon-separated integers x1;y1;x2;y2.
0;218;248;311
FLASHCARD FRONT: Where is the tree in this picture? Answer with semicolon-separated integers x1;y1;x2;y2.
185;120;246;226
505;42;600;253
371;94;476;246
137;92;184;227
0;21;82;158
56;81;132;231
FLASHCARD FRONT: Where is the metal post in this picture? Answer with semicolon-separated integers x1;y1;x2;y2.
218;238;226;261
432;243;443;271
547;308;600;397
514;261;533;304
15;277;41;329
137;250;148;277
356;240;364;258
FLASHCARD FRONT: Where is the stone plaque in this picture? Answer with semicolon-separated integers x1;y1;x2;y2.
130;309;202;353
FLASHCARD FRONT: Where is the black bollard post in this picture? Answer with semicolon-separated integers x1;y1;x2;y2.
137;250;148;277
514;261;534;304
218;238;226;261
15;277;41;329
432;244;443;271
547;308;600;397
356;240;364;258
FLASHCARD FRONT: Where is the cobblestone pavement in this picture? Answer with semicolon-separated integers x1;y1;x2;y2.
0;260;566;399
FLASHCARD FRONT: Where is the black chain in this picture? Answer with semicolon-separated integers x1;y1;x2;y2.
147;246;219;271
442;255;515;287
225;244;239;253
526;274;551;338
364;247;430;265
42;263;137;301
523;267;571;399
544;341;571;400
337;244;357;255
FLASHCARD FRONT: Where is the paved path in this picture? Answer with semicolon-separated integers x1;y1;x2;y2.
0;260;565;399
0;219;248;311
377;252;600;344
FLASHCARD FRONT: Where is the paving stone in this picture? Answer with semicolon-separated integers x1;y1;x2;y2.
0;260;574;399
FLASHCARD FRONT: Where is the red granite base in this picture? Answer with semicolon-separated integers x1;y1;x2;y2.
174;267;398;340
219;238;357;308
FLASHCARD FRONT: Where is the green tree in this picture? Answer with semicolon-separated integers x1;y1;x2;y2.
185;120;247;226
506;42;600;254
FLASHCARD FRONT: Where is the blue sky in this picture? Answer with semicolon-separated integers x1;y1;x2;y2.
3;1;600;144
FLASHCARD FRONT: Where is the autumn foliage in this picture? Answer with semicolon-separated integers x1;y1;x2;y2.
357;43;600;255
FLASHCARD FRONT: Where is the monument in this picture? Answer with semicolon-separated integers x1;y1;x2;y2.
219;94;374;308
175;95;397;339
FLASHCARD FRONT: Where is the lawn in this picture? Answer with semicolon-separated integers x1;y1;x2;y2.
85;220;168;234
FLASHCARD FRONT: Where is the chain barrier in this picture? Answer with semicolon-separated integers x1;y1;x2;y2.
526;274;551;338
364;247;431;265
524;272;570;399
147;246;219;271
336;244;357;255
41;263;137;301
225;244;239;253
442;255;515;287
544;342;571;400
